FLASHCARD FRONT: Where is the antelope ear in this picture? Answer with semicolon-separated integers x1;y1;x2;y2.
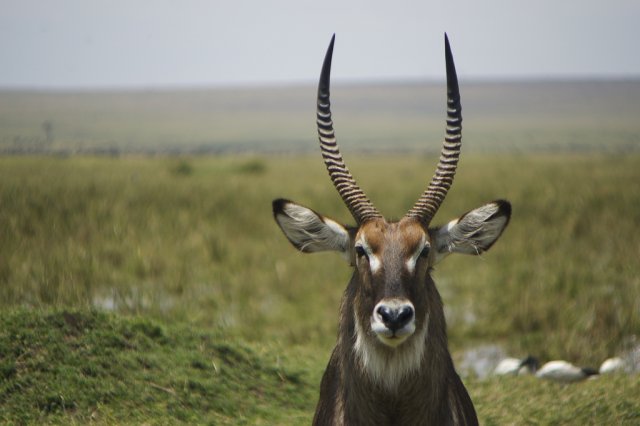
430;200;511;263
272;199;351;258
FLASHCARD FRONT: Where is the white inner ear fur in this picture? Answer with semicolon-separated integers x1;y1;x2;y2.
276;203;350;258
433;202;508;263
355;235;381;274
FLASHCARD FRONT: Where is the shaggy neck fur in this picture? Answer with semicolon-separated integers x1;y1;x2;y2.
353;311;430;391
312;269;478;426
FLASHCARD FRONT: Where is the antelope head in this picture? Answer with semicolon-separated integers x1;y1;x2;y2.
273;35;511;388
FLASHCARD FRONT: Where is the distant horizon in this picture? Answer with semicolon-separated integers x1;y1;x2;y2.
2;74;640;93
2;78;638;157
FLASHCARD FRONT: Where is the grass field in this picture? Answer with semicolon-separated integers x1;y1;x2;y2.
1;153;639;423
1;73;639;425
2;310;639;425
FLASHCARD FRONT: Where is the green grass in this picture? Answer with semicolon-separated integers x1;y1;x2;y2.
0;309;315;425
1;310;638;425
472;374;640;425
1;154;639;423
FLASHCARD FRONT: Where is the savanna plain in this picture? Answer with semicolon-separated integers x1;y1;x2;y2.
1;81;639;424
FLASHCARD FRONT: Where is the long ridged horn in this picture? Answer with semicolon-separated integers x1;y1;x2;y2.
316;35;382;224
406;33;462;224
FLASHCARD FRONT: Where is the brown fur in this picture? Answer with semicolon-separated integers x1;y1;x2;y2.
313;217;478;425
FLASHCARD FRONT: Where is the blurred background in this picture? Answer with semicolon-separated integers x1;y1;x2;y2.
1;1;639;423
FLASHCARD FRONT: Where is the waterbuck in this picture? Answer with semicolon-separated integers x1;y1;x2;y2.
272;34;511;425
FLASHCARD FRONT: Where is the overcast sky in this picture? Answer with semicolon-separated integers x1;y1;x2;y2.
1;0;639;89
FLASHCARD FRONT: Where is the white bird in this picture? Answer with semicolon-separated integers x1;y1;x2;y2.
599;357;626;374
494;355;539;376
535;360;598;383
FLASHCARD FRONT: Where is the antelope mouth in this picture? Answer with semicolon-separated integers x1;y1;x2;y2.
376;332;413;348
372;323;416;348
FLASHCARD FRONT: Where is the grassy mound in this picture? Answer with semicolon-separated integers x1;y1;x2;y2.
0;310;314;424
1;310;639;424
472;375;640;425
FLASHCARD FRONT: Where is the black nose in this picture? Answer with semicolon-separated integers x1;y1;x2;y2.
376;304;414;331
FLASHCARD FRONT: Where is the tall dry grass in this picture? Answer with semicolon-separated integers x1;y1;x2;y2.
0;154;638;367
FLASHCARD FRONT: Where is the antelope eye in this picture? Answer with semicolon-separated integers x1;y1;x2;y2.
419;244;430;258
355;245;368;259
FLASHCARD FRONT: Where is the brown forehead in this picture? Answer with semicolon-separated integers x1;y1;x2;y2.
357;218;426;253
